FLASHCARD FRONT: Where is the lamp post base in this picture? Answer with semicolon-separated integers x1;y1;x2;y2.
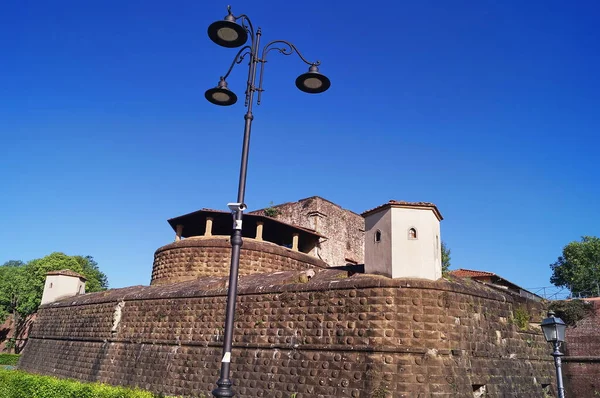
212;378;236;398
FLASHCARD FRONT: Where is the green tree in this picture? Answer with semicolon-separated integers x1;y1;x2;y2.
263;201;280;218
0;253;108;320
442;241;451;273
22;253;81;315
550;236;600;298
0;253;108;353
1;260;24;268
0;265;26;322
73;255;109;292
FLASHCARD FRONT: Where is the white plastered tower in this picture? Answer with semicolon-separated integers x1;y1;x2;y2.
41;269;87;305
362;200;443;280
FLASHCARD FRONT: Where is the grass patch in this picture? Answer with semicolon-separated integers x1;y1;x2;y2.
0;368;182;398
0;354;20;366
510;306;530;330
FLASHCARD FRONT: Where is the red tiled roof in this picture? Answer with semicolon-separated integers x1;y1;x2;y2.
46;269;87;280
168;208;325;238
201;208;224;213
361;200;443;220
202;208;322;236
201;207;319;233
449;269;496;278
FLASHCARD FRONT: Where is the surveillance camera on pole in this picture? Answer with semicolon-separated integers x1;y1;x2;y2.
227;203;247;213
227;203;246;231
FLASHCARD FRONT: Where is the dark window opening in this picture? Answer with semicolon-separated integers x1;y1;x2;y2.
375;230;382;243
408;228;417;239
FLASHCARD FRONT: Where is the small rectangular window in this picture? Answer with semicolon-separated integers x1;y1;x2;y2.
375;230;382;242
408;228;417;239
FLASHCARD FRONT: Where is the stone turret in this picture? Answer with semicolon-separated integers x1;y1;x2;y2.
40;269;87;305
362;200;443;280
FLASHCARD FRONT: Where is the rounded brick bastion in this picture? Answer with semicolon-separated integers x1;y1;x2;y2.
151;236;328;285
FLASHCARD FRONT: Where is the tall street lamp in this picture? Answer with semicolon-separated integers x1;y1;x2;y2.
540;311;567;398
205;6;330;398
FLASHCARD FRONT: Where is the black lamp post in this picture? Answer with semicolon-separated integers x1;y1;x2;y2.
205;6;330;398
540;311;567;398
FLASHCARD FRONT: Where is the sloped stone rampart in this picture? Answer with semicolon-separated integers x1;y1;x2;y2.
151;237;328;285
21;271;556;397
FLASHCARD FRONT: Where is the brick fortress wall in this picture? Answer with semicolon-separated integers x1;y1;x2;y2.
563;299;600;398
20;269;556;397
251;196;365;266
151;237;328;285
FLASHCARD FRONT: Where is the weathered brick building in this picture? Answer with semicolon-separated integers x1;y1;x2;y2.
250;196;365;266
562;298;600;397
19;197;559;397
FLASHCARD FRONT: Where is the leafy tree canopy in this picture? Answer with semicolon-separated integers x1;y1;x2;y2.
441;241;451;273
550;236;600;298
0;265;26;322
1;260;24;268
0;253;108;321
73;255;108;293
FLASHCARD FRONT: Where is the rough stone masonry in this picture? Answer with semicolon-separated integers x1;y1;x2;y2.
20;268;556;397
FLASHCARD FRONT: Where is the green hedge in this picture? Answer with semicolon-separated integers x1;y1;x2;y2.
0;354;20;366
0;369;181;398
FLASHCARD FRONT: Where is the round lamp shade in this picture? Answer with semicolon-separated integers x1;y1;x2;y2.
296;65;330;94
205;81;238;106
208;20;248;48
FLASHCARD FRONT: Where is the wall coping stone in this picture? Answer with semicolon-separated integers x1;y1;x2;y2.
42;267;532;310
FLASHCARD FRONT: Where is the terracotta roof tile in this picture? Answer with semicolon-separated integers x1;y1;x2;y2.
46;269;87;280
361;200;443;220
449;269;496;278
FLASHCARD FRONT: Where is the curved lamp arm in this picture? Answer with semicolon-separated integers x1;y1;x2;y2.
227;5;256;46
257;40;321;104
237;15;255;44
221;45;252;81
260;40;321;66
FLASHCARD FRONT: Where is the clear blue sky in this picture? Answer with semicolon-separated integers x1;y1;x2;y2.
1;1;598;297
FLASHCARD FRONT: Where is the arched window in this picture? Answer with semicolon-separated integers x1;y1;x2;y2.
408;228;417;239
375;230;382;243
49;282;53;289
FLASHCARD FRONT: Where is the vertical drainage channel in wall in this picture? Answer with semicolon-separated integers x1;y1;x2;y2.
111;300;126;335
472;384;486;397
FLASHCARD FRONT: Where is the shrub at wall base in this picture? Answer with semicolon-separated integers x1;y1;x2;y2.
0;369;182;398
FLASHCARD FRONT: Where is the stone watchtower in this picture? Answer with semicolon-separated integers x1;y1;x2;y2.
40;269;87;305
362;200;443;280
